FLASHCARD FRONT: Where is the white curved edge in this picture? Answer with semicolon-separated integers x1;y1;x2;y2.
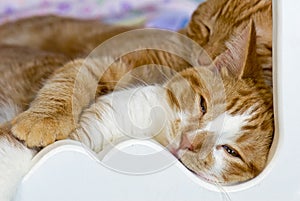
22;140;98;181
22;137;274;194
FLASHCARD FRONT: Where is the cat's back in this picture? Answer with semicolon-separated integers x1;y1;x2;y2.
0;15;139;58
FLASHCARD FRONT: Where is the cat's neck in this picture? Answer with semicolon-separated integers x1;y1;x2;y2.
74;85;173;152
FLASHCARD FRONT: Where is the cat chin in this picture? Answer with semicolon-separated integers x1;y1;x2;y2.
194;170;243;185
170;149;228;185
195;172;222;184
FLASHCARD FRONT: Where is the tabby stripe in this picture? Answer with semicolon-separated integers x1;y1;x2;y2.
166;89;180;110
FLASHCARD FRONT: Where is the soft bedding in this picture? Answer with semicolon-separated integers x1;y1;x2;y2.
0;0;205;30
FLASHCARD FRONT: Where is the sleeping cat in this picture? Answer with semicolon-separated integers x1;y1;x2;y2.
0;21;273;189
0;0;272;149
70;22;273;184
0;0;273;199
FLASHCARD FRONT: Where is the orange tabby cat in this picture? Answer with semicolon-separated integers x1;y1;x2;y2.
0;1;273;199
70;22;273;184
0;0;272;148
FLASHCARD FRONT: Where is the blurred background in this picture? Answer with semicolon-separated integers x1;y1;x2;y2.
0;0;205;30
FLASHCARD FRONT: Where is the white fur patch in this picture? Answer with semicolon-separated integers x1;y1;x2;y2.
76;86;173;152
207;112;252;178
210;148;225;177
0;137;35;201
204;112;251;143
184;111;252;149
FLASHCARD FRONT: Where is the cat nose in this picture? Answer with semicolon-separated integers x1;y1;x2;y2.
179;134;195;151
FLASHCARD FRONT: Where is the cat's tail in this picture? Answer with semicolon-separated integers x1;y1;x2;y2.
0;124;36;201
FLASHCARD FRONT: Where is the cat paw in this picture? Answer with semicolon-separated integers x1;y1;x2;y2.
11;111;74;148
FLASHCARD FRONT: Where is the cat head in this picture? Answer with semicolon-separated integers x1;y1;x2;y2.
164;22;273;184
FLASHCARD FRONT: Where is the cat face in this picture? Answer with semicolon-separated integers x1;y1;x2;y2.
164;22;273;184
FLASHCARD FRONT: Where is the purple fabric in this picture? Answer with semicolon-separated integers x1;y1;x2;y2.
0;0;205;30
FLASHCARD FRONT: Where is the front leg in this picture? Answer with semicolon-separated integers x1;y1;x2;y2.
71;85;172;153
11;59;106;148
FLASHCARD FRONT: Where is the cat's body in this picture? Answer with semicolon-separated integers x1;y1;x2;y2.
0;0;273;200
0;0;272;85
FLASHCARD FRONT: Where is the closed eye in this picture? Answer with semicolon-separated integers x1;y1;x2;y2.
199;95;207;114
221;145;241;158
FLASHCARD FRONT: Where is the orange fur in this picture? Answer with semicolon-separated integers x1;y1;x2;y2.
183;0;272;86
163;22;273;184
0;0;273;184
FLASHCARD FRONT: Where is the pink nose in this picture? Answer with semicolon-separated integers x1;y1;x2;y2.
179;134;194;151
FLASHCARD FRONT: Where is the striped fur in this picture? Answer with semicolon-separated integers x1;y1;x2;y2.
167;22;273;184
0;0;273;187
72;23;273;184
183;0;272;87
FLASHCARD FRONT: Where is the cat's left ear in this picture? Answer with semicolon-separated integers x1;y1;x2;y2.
213;20;261;79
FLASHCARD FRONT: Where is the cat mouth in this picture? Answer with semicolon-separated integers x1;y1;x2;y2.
168;141;224;184
195;172;220;184
176;157;218;183
167;134;194;157
170;149;223;184
168;146;189;158
188;168;223;184
168;149;225;185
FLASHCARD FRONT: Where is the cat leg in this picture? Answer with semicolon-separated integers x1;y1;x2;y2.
70;85;173;153
0;125;36;201
11;58;130;148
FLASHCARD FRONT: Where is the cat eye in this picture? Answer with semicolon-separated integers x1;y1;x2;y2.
221;145;240;158
199;95;207;114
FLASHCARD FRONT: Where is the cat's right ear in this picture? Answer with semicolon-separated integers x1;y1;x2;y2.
213;20;261;80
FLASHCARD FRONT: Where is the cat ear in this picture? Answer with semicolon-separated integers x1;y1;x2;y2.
213;20;260;79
